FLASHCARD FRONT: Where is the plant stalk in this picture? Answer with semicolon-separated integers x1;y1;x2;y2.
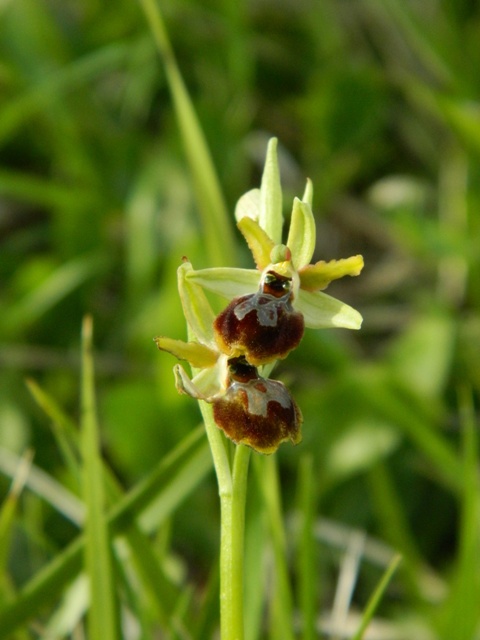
197;401;251;639
220;444;251;640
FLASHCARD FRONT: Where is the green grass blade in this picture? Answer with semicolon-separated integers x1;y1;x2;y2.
0;452;32;593
243;486;268;640
438;387;480;639
25;378;80;484
80;316;119;640
255;455;295;640
363;0;452;85
0;169;93;209
0;533;84;636
0;42;132;145
121;524;178;630
26;377;188;633
26;378;187;634
358;368;462;492
0;429;211;636
296;454;317;640
351;553;402;640
367;461;425;598
139;0;235;267
1;253;107;336
0;447;84;525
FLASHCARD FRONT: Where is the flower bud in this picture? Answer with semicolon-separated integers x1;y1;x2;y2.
212;357;302;454
213;270;305;366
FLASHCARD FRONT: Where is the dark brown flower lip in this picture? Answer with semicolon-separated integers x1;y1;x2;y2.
214;293;305;366
212;369;303;454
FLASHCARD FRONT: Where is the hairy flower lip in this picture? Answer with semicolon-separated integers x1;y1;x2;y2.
213;291;305;366
213;378;302;454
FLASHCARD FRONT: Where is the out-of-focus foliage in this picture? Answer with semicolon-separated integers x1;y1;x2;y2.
1;0;480;638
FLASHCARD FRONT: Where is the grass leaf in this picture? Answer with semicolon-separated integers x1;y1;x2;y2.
0;428;211;636
351;553;402;640
295;454;317;640
139;0;235;267
80;316;119;640
437;387;480;639
255;455;295;640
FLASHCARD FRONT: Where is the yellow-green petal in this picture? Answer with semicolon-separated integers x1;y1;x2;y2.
237;217;275;270
154;336;218;368
299;255;364;291
187;267;260;299
287;197;316;270
235;188;261;223
296;290;363;330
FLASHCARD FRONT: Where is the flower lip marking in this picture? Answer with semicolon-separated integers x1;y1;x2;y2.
233;271;294;327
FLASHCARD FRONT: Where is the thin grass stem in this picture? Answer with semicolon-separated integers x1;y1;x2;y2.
220;444;251;640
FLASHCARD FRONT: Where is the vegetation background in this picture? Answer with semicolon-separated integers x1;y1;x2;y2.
1;0;479;638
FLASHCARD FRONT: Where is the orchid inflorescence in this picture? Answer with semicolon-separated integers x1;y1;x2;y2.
155;139;363;454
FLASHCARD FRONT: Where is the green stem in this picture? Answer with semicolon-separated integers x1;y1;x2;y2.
220;444;251;640
197;401;251;639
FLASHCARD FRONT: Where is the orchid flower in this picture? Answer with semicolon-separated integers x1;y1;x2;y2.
154;138;363;453
185;138;364;365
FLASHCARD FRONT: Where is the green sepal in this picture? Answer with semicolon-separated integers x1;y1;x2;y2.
287;198;316;270
299;255;364;291
154;336;218;368
259;138;283;245
177;261;216;346
174;361;227;400
237;217;275;270
187;267;260;299
297;290;363;330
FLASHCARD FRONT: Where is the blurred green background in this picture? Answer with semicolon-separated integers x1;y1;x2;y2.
1;0;480;638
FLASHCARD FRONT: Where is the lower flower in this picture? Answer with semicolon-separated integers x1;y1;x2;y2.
213;357;302;454
170;351;303;455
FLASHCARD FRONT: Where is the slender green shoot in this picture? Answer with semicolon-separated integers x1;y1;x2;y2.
80;315;118;640
138;0;235;267
296;455;317;640
257;455;295;640
351;553;402;640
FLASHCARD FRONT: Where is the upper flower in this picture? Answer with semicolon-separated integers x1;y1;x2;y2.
213;265;305;366
184;138;364;365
